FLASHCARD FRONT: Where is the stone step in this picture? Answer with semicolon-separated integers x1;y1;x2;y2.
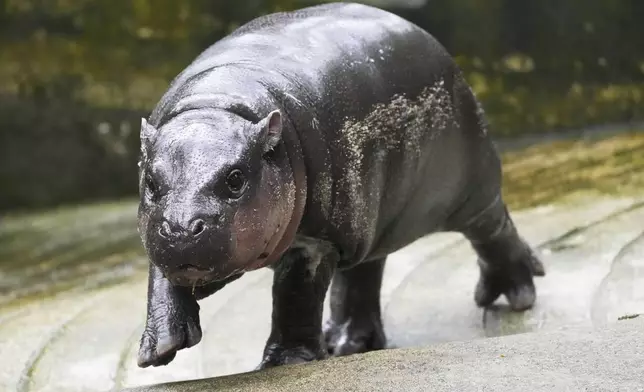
591;230;644;325
1;197;643;391
122;317;644;392
385;199;644;348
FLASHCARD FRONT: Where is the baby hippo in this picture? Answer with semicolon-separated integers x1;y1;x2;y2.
136;2;545;369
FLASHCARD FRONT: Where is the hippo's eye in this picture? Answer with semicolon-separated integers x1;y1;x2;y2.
145;174;158;196
226;169;248;197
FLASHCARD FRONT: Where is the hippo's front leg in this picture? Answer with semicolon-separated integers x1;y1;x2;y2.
138;263;202;367
259;246;337;369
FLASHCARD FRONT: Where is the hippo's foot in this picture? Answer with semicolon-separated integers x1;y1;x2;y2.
324;313;386;356
474;247;544;311
457;196;545;312
257;343;327;369
325;258;387;356
137;287;202;367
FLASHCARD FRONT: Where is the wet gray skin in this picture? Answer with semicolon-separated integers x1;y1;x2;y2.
135;2;545;369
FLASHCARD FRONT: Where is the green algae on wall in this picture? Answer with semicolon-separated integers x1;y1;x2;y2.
501;132;644;210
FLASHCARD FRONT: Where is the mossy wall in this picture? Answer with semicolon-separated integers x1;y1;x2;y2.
1;0;642;211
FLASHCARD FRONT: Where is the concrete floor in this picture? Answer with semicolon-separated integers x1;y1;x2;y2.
126;317;644;392
1;196;643;391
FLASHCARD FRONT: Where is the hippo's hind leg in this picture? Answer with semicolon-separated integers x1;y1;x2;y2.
456;195;545;311
448;71;544;310
324;258;387;356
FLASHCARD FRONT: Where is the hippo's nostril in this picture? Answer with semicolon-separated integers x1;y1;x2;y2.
159;221;172;238
190;219;206;236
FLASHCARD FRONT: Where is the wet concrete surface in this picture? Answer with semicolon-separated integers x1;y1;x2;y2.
124;317;644;392
1;134;644;391
1;196;643;391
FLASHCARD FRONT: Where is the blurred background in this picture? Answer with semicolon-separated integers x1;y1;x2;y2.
0;0;642;212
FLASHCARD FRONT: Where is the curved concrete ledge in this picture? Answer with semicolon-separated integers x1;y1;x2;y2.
124;317;644;392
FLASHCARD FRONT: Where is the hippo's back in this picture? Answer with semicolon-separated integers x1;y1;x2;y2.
151;2;449;119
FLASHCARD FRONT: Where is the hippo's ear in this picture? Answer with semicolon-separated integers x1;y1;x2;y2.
139;118;157;165
258;110;282;154
140;117;157;143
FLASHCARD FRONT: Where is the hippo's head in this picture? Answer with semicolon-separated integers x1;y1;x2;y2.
137;109;298;287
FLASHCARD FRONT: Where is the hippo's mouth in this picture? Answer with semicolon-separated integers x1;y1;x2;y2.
166;265;216;287
166;263;247;287
162;228;289;287
165;253;270;287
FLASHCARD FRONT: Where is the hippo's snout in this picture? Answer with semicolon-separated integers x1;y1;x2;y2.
159;217;208;240
143;206;240;286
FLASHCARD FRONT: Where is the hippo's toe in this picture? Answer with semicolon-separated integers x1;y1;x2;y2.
324;315;387;356
257;343;327;369
138;330;177;367
137;299;202;368
474;251;542;311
